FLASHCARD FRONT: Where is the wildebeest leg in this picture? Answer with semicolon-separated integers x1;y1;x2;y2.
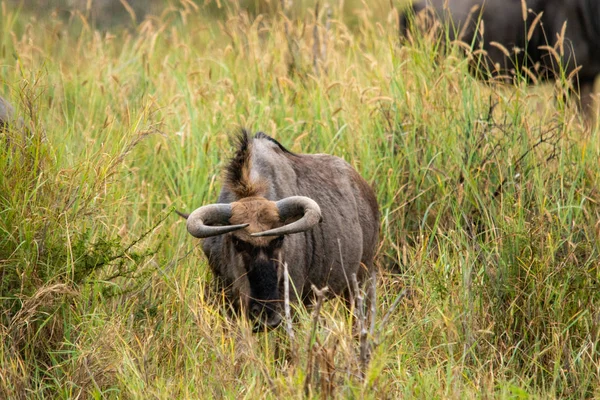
579;79;598;123
339;286;361;338
553;78;596;120
343;267;377;339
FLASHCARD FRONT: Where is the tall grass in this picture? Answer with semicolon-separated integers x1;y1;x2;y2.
0;1;598;398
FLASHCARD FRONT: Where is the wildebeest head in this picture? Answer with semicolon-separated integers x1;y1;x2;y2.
184;195;322;329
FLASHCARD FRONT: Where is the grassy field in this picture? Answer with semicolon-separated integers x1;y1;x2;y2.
1;1;599;398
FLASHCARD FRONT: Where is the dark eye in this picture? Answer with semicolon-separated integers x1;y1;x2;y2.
231;236;249;252
271;236;284;249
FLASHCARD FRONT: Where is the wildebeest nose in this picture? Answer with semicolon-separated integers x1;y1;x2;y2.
266;313;282;328
250;303;262;318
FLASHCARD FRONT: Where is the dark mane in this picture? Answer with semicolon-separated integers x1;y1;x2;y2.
224;130;296;198
224;129;254;198
254;131;295;156
225;129;273;198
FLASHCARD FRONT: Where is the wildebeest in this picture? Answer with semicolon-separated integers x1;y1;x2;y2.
400;0;600;112
180;131;380;329
0;96;15;131
0;96;31;145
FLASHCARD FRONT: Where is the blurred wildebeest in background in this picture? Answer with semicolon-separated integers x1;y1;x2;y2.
400;0;600;114
0;96;15;131
0;96;37;144
179;131;380;330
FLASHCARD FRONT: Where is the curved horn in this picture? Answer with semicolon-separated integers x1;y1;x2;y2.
251;196;322;237
186;203;249;238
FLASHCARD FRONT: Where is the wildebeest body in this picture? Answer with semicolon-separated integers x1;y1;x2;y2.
401;0;600;109
189;131;379;328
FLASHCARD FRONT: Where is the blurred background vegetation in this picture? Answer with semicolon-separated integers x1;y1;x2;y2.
8;0;408;28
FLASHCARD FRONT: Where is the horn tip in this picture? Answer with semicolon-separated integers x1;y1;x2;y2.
235;223;251;232
176;210;190;219
250;230;274;237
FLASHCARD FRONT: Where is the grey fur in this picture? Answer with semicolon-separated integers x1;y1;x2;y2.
400;0;600;111
196;132;380;325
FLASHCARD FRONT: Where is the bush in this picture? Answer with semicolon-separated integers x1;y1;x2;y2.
0;89;161;397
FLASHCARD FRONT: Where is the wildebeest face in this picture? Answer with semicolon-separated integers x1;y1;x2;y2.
230;234;284;329
183;194;322;330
